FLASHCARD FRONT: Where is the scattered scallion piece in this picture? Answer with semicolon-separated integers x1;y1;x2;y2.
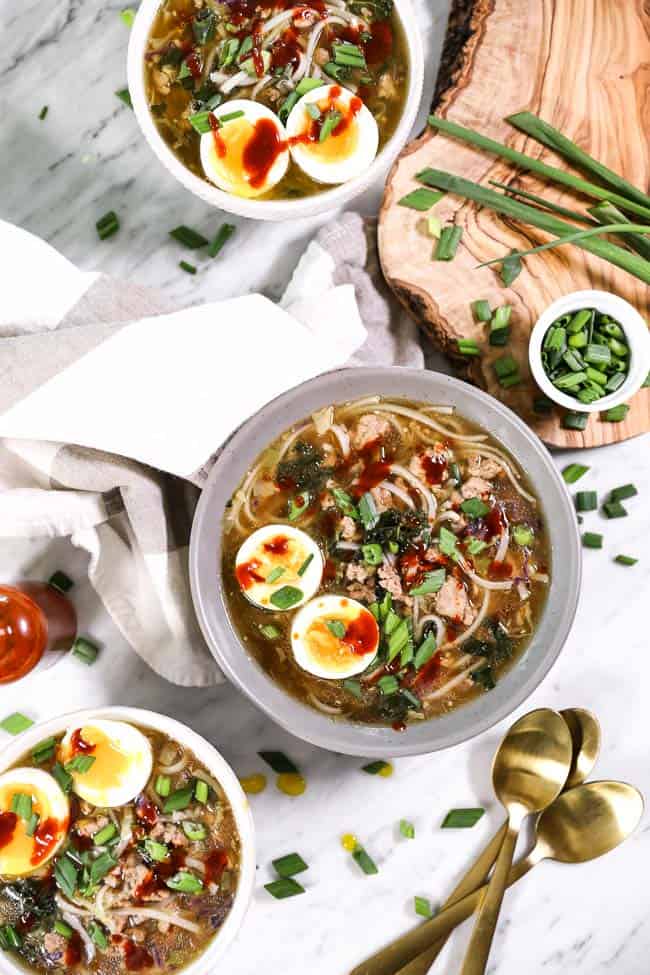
500;250;522;286
582;532;603;549
258;751;299;774
352;844;378;875
272;853;308;877
120;8;136;27
362;760;392;776
400;820;415;839
575;490;597;512
182;821;207;841
319;109;342;142
0;713;34;735
265;566;286;584
51;762;72;792
563;411;589;431
414;896;432;918
179;260;197;275
54;854;78;898
377;675;399;695
460;497;490;518
38;106;48;121
155;775;171;797
362;543;383;566
0;925;22;950
472;299;492;323
466;538;488;555
194;779;209;804
603;499;627;518
358;492;379;530
427;214;441;238
564;465;590;489
457;338;480;356
88;922;109;950
398;188;444;212
441;808;485;828
410;568;446;596
93;822;118;846
434;225;462;261
269;586;303;609
512;524;534;546
53;920;73;939
326;620;346;639
208;223;236;258
26;813;40;837
296;78;322;95
343;678;362;699
64;755;96;774
609;483;637;502
11;793;32;821
259;624;282;640
169;225;209;249
96;211;120;241
32;737;57;763
163;786;194;812
141;838;169;862
297;553;314;576
48;570;73;593
614;554;637;566
602;403;630;422
115;88;132;108
264;877;305;898
166;871;203;894
72;636;99;665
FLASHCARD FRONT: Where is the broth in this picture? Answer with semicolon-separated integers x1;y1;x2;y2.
0;724;240;974
144;0;409;199
222;398;550;730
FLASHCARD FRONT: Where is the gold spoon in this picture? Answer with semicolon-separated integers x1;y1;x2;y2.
381;708;601;975
391;781;643;975
459;708;573;975
350;708;573;975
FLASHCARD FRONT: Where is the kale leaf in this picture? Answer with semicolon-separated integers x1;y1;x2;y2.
363;508;428;552
276;441;331;493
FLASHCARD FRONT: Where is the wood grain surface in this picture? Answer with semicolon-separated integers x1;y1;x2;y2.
379;0;650;448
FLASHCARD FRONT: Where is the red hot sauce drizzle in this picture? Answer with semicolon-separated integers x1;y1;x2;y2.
235;559;265;590
419;451;447;485
123;939;154;972
31;818;66;866
204;848;229;886
263;535;289;555
70;728;95;754
342;612;379;656
0;811;17;850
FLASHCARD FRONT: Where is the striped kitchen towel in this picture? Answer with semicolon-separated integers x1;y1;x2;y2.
0;213;424;687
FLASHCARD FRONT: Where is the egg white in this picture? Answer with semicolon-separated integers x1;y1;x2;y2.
0;768;69;875
291;594;380;679
235;524;323;610
285;84;379;185
200;99;289;198
60;720;153;808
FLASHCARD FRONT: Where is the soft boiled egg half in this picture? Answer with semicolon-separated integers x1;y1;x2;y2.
200;99;289;198
59;720;153;808
286;84;379;185
291;594;379;679
0;768;69;875
235;524;323;610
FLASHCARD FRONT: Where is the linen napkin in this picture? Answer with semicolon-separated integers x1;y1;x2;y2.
0;213;424;687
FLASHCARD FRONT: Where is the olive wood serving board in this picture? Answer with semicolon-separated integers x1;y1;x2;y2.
379;0;650;448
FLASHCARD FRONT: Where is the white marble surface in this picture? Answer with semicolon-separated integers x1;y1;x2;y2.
2;1;650;973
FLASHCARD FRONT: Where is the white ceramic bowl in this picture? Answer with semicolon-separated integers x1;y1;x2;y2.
0;706;255;975
127;0;424;221
529;289;650;413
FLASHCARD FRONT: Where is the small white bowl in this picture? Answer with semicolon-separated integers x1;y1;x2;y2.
529;289;650;413
0;706;255;975
127;0;424;221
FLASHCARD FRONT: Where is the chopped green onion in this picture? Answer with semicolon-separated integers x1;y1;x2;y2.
26;813;40;837
11;793;32;821
188;111;213;134
603;499;627;518
362;761;391;775
72;636;99;664
194;779;209;804
434;225;462;261
297;553;314;576
259;624;282;640
398;188;444;212
602;404;630;422
31;737;57;764
169;225;208;249
460;497;490;518
438;525;458;558
609;483;637;502
163;786;194;812
343;678;362;699
166;871;203;894
493;355;518;379
332;487;359;519
358;492;379;530
575;491;597;512
94;822;118;846
512;524;534;546
400;820;415;839
352;845;378;875
386;619;410;662
410;568;446;596
584;343;611;367
179;260;197;275
472;299;491;322
427;214;442;238
264;877;305;898
51;762;73;793
140;839;170;862
0;925;22;950
414;896;432;918
155;775;171;797
441;808;485;828
562;463;590;484
491;305;512;333
614;554;637;566
48;570;73;593
296;78;322;95
120;8;135;27
0;713;34;735
361;543;383;566
90;852;117;884
500;251;522;286
38;106;49;121
272;853;308;877
306;103;321;120
279;91;300;123
466;538;488;555
54;854;78;898
563;411;589;431
208;223;235;259
326;620;346;639
269;586;303;609
582;532;603;549
64;755;96;774
115;88;132;108
258;751;299;774
96;211;119;240
377;675;399;695
88;922;109;950
319;109;342;142
457;338;481;356
53;920;73;939
181;821;207;841
265;566;286;584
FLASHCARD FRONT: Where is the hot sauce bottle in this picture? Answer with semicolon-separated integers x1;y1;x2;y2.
0;576;77;684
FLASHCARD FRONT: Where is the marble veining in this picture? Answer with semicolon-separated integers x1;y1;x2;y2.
2;0;650;972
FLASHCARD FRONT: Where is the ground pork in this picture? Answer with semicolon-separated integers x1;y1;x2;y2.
347;582;376;603
461;476;493;499
43;933;67;958
409;447;447;483
74;814;109;839
434;577;475;625
351;414;392;451
340;515;360;541
377;563;413;607
370;485;393;512
149;821;188;848
466;454;502;479
346;562;372;584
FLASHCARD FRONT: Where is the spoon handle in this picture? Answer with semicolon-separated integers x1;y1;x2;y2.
459;819;519;975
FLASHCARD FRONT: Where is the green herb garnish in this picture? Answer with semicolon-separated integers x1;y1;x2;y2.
326;620;346;639
441;807;485;828
352;845;378;875
410;568;446;596
614;554;637;566
414;895;432;918
72;636;99;664
166;871;203;894
269;586;303;609
460;497;490;518
264;877;305;898
96;211;119;241
562;463;589;484
398;188;444;212
163;786;194;813
582;532;603;549
272;853;308;877
434;225;462;261
0;713;33;735
400;820;415;839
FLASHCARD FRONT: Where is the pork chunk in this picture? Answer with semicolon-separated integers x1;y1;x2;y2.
346;562;372;584
352;414;392;451
466;454;502;480
434;577;475;625
340;515;360;541
461;476;492;500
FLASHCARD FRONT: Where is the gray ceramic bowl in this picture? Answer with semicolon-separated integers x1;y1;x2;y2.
189;368;581;757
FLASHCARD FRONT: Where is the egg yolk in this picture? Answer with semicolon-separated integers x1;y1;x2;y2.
206;116;285;198
62;726;132;794
0;784;66;871
294;95;361;162
297;608;378;673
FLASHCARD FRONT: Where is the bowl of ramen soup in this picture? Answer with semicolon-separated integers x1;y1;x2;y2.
127;0;424;219
190;368;581;757
0;707;254;975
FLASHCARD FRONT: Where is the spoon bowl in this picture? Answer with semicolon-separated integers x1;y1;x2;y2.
560;708;601;790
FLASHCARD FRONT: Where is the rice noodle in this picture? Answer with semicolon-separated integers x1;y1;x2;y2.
184;857;206;874
377;479;415;510
312;406;334;435
330;423;351;457
291;51;308;83
337;540;361;551
307;691;344;715
437;591;490;652
156;755;186;775
108;908;201;935
55;895;92;917
415;613;446;643
220;70;253;94
389;464;437;519
62;913;95;964
458;557;513;591
435;510;461;525
261;8;299;34
115;807;134;858
421;405;455;415
252;75;273;98
421;659;486;702
530;571;549;583
494;523;510;563
358;402;488;442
